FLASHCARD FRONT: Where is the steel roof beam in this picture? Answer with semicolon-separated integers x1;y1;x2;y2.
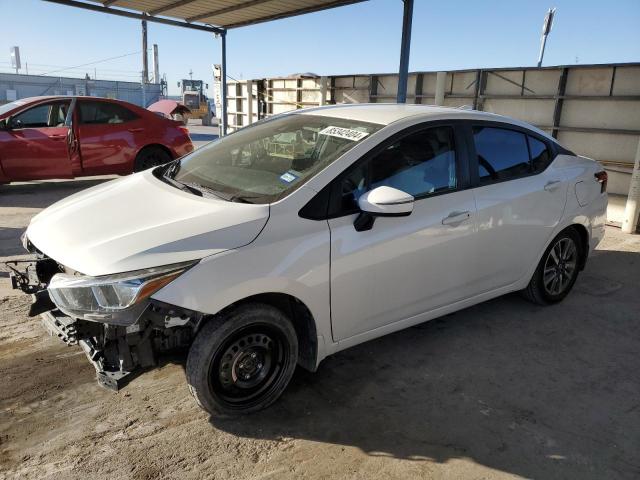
43;0;226;34
148;0;199;16
221;0;366;29
186;0;274;23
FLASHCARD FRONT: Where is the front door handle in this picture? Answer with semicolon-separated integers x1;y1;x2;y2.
442;210;471;226
48;134;66;140
544;180;561;192
128;128;144;133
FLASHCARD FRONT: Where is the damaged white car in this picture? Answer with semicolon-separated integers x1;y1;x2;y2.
8;104;607;416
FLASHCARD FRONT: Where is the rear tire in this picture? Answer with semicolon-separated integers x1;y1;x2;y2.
523;228;582;305
186;303;298;417
133;146;172;172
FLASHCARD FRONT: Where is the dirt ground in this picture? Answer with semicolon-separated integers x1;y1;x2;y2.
1;176;639;479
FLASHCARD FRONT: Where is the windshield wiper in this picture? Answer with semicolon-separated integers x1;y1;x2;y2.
180;182;228;201
161;175;203;196
165;159;181;179
228;194;261;204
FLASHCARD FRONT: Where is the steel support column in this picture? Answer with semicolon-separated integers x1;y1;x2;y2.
622;138;640;234
220;30;228;136
396;0;413;103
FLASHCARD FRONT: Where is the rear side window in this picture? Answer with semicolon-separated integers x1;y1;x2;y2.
528;135;551;173
336;126;458;214
78;101;137;125
473;127;530;184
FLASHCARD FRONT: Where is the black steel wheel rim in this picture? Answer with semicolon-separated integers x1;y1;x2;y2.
209;324;289;408
543;237;578;296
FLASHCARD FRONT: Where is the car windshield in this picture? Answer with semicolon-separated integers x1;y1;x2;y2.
0;100;27;117
170;114;382;203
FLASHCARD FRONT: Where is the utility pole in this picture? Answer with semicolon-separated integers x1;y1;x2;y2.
537;7;556;68
153;44;160;84
141;17;149;83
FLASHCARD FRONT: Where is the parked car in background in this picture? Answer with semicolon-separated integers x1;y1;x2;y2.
0;96;193;183
8;105;607;417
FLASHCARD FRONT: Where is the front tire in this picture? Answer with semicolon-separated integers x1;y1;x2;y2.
523;228;582;305
186;303;298;417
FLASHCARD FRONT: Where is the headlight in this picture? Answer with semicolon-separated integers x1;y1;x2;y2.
48;261;196;325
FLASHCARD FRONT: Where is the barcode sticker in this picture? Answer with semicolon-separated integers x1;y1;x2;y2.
319;126;369;142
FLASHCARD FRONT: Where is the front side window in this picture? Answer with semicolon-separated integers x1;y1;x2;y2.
474;127;530;184
338;126;458;213
12;104;49;128
170;114;382;204
11;101;70;128
78;101;137;125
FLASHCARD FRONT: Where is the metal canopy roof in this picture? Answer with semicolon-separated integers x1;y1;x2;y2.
50;0;367;30
42;0;413;136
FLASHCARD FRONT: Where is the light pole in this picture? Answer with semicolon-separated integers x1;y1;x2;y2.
537;8;556;68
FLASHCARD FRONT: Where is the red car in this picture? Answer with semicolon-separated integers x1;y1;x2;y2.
0;96;193;183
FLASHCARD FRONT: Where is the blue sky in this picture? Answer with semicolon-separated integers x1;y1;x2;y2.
1;0;639;96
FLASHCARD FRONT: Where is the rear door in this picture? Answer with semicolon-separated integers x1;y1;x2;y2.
76;100;144;175
469;123;568;291
327;124;478;341
0;100;72;180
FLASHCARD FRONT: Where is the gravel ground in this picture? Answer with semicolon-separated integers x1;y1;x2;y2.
1;169;639;479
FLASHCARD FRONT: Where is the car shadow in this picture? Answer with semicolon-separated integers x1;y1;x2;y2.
211;248;640;479
0;178;113;209
0;227;27;257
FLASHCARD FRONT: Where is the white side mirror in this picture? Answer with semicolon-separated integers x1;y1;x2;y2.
358;186;414;217
355;186;414;232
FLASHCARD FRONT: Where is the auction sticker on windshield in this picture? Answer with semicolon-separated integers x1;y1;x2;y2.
280;171;299;183
319;126;369;142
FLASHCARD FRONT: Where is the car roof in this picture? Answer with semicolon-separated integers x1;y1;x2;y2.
1;96;151;118
12;96;136;105
296;103;551;138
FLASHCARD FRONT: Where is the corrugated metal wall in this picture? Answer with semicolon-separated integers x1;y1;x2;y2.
0;72;163;107
226;63;640;196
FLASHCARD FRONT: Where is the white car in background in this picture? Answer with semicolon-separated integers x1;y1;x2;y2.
9;104;608;417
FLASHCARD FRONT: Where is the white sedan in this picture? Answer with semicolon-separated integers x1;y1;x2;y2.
11;104;608;416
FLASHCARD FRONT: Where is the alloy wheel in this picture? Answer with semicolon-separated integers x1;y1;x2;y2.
543;237;578;296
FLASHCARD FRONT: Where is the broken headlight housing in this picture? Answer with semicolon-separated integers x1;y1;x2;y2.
48;261;196;325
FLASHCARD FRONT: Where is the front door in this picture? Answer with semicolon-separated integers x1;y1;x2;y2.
328;125;478;341
0;100;72;180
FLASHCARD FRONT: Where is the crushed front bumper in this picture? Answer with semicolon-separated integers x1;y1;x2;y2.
7;256;203;391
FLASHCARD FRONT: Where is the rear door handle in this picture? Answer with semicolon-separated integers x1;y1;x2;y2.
544;180;561;192
442;210;471;226
48;134;66;140
128;128;144;133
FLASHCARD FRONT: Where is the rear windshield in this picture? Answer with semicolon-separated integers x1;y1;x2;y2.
170;114;382;204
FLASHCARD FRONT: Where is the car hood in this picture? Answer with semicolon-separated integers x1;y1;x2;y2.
26;170;270;276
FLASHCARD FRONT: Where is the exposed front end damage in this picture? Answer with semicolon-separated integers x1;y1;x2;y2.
7;255;205;390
